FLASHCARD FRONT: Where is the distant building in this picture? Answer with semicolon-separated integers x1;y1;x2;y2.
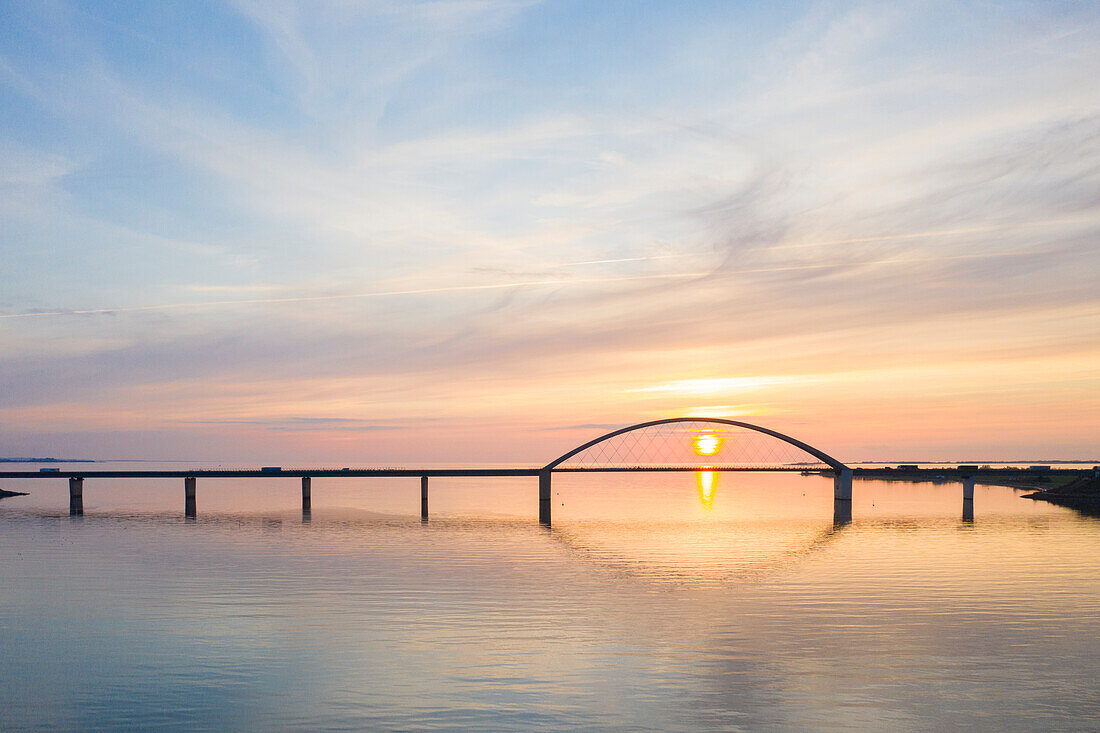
898;464;919;470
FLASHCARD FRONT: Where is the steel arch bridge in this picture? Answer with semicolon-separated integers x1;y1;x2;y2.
537;417;852;524
0;416;853;525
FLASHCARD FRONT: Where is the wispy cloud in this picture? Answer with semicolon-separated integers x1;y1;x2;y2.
178;416;407;432
0;272;707;319
1;1;1098;460
627;378;805;396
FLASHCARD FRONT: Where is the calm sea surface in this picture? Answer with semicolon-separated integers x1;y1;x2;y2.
2;465;1099;731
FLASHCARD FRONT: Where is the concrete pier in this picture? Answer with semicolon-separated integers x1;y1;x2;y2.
539;470;552;525
69;477;83;516
421;476;428;521
833;468;853;501
833;498;852;526
302;476;311;509
184;477;196;518
962;477;975;501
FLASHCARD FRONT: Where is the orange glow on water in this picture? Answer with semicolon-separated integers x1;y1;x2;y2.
697;470;717;511
693;433;721;456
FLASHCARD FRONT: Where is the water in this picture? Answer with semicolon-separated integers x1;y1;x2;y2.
2;468;1099;730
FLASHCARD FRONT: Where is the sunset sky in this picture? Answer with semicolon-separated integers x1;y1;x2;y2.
2;1;1098;463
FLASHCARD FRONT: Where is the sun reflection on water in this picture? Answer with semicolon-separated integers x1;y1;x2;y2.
697;470;717;511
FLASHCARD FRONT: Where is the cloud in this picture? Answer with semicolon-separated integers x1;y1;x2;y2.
1;1;1099;458
0;271;706;319
627;377;805;396
540;424;625;432
176;417;408;432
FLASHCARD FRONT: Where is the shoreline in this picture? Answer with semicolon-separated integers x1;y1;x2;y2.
843;467;1100;512
846;466;1089;490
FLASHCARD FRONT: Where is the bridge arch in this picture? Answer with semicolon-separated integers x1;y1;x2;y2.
543;417;848;471
537;417;852;525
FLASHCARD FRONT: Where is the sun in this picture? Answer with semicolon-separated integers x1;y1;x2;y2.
693;432;721;457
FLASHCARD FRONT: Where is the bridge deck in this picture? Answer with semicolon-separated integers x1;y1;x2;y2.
0;466;825;479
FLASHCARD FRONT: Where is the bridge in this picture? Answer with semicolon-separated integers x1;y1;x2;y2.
0;417;859;523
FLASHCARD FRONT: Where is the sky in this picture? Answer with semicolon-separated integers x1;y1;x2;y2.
1;0;1098;463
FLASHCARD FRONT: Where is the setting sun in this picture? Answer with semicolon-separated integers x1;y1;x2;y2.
693;433;722;456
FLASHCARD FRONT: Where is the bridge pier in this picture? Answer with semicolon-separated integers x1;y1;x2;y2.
962;475;975;522
69;477;83;516
833;468;852;501
302;476;311;509
184;477;196;518
421;476;428;521
833;498;852;526
539;470;552;525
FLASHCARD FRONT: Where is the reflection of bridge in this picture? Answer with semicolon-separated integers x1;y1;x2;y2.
0;418;858;523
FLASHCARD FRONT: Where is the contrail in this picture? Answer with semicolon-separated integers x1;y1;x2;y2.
0;272;708;319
